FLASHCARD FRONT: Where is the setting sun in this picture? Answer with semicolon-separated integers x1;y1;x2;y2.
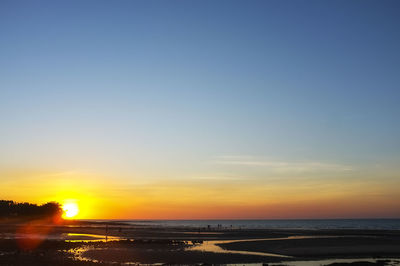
62;202;79;219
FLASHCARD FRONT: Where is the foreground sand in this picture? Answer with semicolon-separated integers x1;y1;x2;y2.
0;220;400;265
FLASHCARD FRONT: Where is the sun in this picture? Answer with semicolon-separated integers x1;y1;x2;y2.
62;202;79;219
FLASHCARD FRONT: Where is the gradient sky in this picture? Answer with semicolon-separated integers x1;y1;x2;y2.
1;0;400;219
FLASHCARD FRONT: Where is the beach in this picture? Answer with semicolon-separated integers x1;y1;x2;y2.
1;220;400;265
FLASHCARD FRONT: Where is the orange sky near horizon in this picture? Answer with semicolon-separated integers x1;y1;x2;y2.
2;167;399;219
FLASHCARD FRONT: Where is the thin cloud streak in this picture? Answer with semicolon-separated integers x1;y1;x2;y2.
213;156;354;173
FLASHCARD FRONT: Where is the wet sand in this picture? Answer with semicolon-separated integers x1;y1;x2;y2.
1;221;400;265
218;235;400;257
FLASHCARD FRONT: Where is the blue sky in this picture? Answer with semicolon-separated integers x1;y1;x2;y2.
1;1;400;218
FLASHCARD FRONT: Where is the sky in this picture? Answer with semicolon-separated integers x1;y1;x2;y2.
1;0;400;219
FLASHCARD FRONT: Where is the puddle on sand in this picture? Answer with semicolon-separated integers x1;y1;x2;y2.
64;233;123;242
69;235;397;265
68;235;338;263
67;246;162;265
67;246;101;263
0;232;124;242
188;240;291;258
186;235;340;258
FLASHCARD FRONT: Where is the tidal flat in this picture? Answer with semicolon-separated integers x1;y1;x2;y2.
1;220;400;265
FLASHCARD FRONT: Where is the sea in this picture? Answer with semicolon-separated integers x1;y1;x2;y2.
84;219;400;230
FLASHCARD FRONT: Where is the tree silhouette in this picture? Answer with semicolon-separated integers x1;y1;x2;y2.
0;200;62;220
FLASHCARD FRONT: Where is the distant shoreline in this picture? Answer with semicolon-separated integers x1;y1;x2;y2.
75;218;400;230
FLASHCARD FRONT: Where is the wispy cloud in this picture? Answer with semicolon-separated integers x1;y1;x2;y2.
212;155;353;173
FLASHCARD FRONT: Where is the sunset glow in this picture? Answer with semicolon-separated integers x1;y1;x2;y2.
62;202;79;219
1;2;400;265
1;0;400;221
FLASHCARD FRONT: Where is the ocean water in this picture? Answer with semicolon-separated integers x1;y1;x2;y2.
88;219;400;230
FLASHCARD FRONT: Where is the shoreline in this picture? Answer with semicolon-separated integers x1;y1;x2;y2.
1;220;400;265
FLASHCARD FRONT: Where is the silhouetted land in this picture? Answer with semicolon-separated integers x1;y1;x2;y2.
0;200;62;222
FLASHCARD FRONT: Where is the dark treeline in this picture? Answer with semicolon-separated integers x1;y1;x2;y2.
0;200;62;219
